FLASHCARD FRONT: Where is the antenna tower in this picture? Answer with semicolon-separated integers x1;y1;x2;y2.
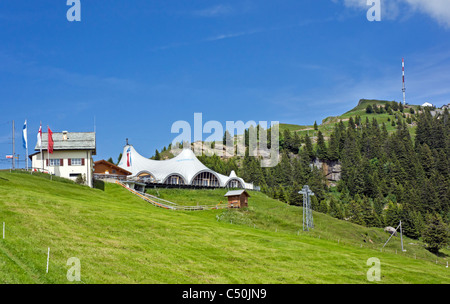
402;58;406;105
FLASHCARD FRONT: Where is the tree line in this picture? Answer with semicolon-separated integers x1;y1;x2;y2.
198;106;449;253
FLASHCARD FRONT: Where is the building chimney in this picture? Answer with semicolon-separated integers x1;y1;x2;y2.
62;131;68;141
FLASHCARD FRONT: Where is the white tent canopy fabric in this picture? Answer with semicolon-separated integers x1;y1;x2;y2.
118;145;254;189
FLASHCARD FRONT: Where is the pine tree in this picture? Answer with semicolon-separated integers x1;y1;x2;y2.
316;131;328;160
348;197;366;226
328;198;344;219
223;130;233;146
327;132;340;161
384;202;401;228
303;134;315;161
422;213;449;254
292;132;301;154
319;200;329;214
154;149;161;160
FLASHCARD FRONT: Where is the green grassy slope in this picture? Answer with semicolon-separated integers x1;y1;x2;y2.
0;171;448;284
280;99;420;140
148;188;449;262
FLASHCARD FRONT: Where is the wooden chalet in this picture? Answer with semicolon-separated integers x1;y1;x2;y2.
94;160;132;181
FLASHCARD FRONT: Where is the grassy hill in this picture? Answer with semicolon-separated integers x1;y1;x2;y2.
280;99;420;141
0;171;448;284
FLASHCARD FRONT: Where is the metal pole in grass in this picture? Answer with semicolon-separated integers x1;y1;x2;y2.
2;222;4;239
46;248;50;273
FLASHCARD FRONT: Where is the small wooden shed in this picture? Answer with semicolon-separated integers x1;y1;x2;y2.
224;190;250;209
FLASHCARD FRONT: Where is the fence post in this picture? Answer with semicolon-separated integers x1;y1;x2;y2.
46;247;50;273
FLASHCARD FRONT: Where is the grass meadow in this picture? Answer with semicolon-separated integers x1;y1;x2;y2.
0;171;448;284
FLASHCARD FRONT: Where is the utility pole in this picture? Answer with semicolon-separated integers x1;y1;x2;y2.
12;120;15;170
383;221;405;252
299;185;315;231
400;220;404;252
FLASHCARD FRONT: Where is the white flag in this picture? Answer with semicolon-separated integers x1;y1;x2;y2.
37;124;42;149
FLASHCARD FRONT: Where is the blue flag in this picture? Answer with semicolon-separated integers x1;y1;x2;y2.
22;120;27;150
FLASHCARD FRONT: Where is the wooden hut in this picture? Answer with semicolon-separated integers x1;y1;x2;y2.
94;160;132;181
224;190;250;209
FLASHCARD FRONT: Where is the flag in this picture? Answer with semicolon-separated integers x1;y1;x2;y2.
48;126;54;154
22;120;28;149
126;147;132;167
37;124;42;149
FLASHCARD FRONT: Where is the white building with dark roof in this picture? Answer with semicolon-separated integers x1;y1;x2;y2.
118;145;254;189
30;131;96;187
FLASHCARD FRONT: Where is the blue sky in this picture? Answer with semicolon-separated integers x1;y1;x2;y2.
1;0;450;167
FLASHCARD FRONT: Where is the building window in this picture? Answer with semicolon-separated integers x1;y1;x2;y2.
71;158;82;166
49;159;61;167
164;175;185;185
192;172;219;187
227;179;243;189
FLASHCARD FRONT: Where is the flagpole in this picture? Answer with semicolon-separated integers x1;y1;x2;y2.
25;120;28;171
47;125;50;176
40;122;43;172
12;120;15;170
26;142;28;171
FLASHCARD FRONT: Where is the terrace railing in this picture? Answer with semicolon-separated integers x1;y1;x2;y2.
115;181;228;211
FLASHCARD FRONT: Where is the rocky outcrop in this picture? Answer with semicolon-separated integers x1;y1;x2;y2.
312;159;342;185
384;227;397;236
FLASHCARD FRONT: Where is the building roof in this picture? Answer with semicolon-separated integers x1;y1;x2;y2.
94;160;132;175
118;145;253;189
35;132;96;154
224;190;250;197
422;102;433;107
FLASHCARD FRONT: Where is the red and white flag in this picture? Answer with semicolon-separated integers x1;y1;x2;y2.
48;126;54;154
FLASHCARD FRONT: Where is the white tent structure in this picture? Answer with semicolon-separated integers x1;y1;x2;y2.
118;145;254;190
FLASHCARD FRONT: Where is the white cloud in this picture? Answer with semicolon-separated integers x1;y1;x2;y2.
193;4;233;17
404;0;450;28
333;0;450;28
